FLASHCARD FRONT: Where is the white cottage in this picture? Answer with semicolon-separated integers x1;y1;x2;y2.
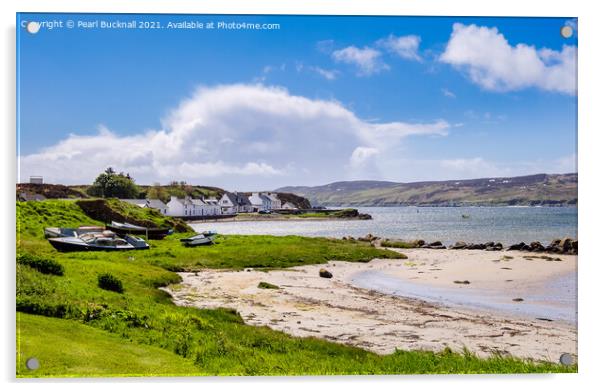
219;192;253;214
248;192;272;212
265;193;282;209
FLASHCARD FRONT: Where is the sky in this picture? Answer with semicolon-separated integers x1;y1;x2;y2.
17;14;578;191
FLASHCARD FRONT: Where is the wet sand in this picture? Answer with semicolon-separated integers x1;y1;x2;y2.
162;249;577;362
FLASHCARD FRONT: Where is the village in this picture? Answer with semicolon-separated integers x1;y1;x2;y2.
102;192;297;219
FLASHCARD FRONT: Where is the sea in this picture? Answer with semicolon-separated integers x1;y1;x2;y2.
190;206;578;245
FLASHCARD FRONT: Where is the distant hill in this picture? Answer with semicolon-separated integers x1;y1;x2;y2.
276;173;578;207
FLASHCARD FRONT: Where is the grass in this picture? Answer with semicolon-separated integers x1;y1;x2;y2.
15;199;576;376
17;313;200;377
381;239;420;249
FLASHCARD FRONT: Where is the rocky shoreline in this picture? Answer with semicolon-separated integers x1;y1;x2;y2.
346;234;578;255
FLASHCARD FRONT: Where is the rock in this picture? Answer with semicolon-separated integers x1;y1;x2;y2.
429;241;443;247
429;245;447;249
521;244;532;251
451;241;467;249
559;237;573;252
494;242;503;249
466;243;485;250
571;240;578;253
414;239;426;247
453;280;470;284
530;241;545;252
484;241;495;248
512;298;524;302
550;239;562;246
319;269;333;278
507;242;525;251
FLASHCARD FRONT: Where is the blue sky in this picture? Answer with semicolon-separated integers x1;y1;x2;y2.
17;14;577;190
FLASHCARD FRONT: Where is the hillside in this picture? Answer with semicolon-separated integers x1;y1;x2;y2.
16;184;312;209
277;173;578;207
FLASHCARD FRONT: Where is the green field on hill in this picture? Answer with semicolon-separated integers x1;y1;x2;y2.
16;199;575;377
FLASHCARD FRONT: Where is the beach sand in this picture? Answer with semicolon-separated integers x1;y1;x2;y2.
162;249;577;362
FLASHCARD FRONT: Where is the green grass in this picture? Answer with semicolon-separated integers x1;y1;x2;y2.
381;239;420;249
15;199;576;376
17;313;200;377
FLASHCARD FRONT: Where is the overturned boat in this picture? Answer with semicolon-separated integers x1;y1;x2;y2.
44;226;105;238
106;221;173;240
48;230;150;252
180;233;215;247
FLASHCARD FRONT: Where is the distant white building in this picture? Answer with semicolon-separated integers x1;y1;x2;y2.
248;192;272;212
281;202;298;210
265;193;282;209
166;196;222;217
122;199;168;215
219;192;253;214
29;176;43;184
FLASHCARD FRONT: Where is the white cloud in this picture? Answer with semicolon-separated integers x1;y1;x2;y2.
441;88;456;98
19;84;449;189
349;146;379;168
440;23;576;94
311;66;339;80
377;34;422;61
332;46;389;76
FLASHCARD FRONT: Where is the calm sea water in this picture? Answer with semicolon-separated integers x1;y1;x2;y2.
191;206;578;245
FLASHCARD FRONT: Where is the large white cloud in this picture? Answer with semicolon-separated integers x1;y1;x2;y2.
19;84;449;189
440;23;576;94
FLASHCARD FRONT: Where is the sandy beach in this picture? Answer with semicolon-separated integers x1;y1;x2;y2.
163;248;577;362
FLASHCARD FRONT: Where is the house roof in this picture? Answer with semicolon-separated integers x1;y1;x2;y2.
259;194;272;203
224;192;252;206
121;199;148;207
147;199;167;209
265;193;280;202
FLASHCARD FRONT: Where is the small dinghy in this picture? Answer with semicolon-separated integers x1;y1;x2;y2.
180;233;215;247
106;221;172;240
44;226;105;238
48;230;150;252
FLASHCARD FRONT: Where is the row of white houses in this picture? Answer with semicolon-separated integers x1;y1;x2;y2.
122;192;297;218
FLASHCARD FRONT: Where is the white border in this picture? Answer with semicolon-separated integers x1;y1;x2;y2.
3;1;601;390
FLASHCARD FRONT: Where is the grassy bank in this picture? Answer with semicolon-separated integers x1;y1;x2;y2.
16;200;575;376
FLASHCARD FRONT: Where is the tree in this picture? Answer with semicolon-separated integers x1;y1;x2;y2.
147;182;169;202
87;168;140;199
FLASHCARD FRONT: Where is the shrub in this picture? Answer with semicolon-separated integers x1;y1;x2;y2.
97;273;124;293
17;253;64;276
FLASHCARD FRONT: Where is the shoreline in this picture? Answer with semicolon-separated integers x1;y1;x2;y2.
188;215;368;224
163;248;577;362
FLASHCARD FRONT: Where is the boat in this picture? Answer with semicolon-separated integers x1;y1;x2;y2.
180;233;215;247
44;226;105;238
106;221;172;240
47;230;150;252
199;230;218;239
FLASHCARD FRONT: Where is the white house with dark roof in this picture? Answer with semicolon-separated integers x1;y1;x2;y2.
166;196;222;217
248;192;272;212
265;193;282;209
219;192;253;214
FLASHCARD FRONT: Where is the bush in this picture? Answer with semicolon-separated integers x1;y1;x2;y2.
98;273;124;293
17;253;64;276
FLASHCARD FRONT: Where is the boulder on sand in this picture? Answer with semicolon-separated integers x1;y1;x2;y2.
530;241;545;252
319;269;333;278
450;241;467;250
507;242;525;251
